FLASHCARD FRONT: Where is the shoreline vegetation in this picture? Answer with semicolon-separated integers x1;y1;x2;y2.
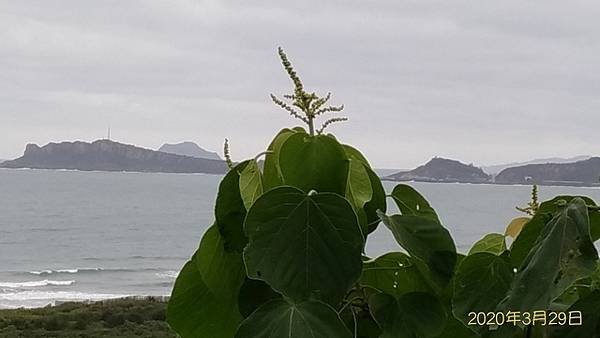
0;297;176;338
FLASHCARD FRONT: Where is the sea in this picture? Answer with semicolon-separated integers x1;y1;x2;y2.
2;168;600;309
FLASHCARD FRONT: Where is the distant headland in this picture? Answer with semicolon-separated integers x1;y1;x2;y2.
384;157;490;184
384;156;600;187
0;140;228;174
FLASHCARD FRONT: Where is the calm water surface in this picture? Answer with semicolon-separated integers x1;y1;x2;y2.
1;169;599;308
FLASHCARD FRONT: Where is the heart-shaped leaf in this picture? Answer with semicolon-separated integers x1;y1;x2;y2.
243;186;363;305
279;133;349;195
235;299;351;338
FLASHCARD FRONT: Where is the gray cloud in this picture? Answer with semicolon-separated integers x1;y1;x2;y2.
1;0;599;168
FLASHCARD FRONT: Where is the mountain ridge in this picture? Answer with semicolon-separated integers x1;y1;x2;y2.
0;140;228;174
158;142;221;160
483;155;591;175
384;157;491;183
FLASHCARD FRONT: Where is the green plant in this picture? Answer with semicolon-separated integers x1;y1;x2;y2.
167;49;600;338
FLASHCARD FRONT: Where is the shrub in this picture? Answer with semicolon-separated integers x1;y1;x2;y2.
167;49;600;338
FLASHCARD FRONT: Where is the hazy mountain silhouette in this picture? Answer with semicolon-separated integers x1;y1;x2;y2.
158;142;221;160
0;140;228;174
384;157;490;183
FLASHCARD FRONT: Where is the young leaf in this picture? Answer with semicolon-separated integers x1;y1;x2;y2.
238;159;263;211
361;252;434;298
167;226;245;338
501;198;599;312
468;233;507;256
262;128;299;190
243;186;364;306
346;158;373;227
235;299;351;338
215;160;251;252
390;184;440;223
504;217;530;239
452;252;514;333
342;144;387;234
378;211;457;286
369;292;447;338
363;165;387;234
278;133;349;195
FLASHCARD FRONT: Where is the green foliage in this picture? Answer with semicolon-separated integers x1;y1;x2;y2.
168;48;600;337
468;233;507;255
452;253;514;333
167;226;245;338
235;299;351;338
0;298;175;337
243;186;363;305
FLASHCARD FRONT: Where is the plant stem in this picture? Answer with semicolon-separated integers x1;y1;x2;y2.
308;116;315;136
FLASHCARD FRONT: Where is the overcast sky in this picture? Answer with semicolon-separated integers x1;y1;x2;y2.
2;1;600;168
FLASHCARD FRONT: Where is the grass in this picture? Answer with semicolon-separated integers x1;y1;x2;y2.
0;297;177;337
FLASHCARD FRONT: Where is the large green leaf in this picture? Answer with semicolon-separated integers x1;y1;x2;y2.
378;212;457;286
235;299;351;338
511;195;600;267
237;278;281;318
243;186;364;305
361;252;434;298
390;184;440;223
501;198;599;312
263;128;299;190
452;252;514;333
369;292;447;338
215;160;250;252
278;133;349;195
167;226;245;338
342;144;387;234
345;152;373;228
548;290;600;338
468;233;507;256
238;159;263;211
364;165;387;234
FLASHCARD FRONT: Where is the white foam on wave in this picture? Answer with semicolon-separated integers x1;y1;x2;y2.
0;280;75;288
0;290;127;309
29;268;103;275
155;271;179;279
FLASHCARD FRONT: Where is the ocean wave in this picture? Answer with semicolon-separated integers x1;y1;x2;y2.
0;291;128;309
155;271;179;279
29;268;103;275
0;280;75;288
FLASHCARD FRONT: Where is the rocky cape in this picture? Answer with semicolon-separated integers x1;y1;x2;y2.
158;142;221;160
495;157;600;186
384;157;491;184
0;140;229;174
